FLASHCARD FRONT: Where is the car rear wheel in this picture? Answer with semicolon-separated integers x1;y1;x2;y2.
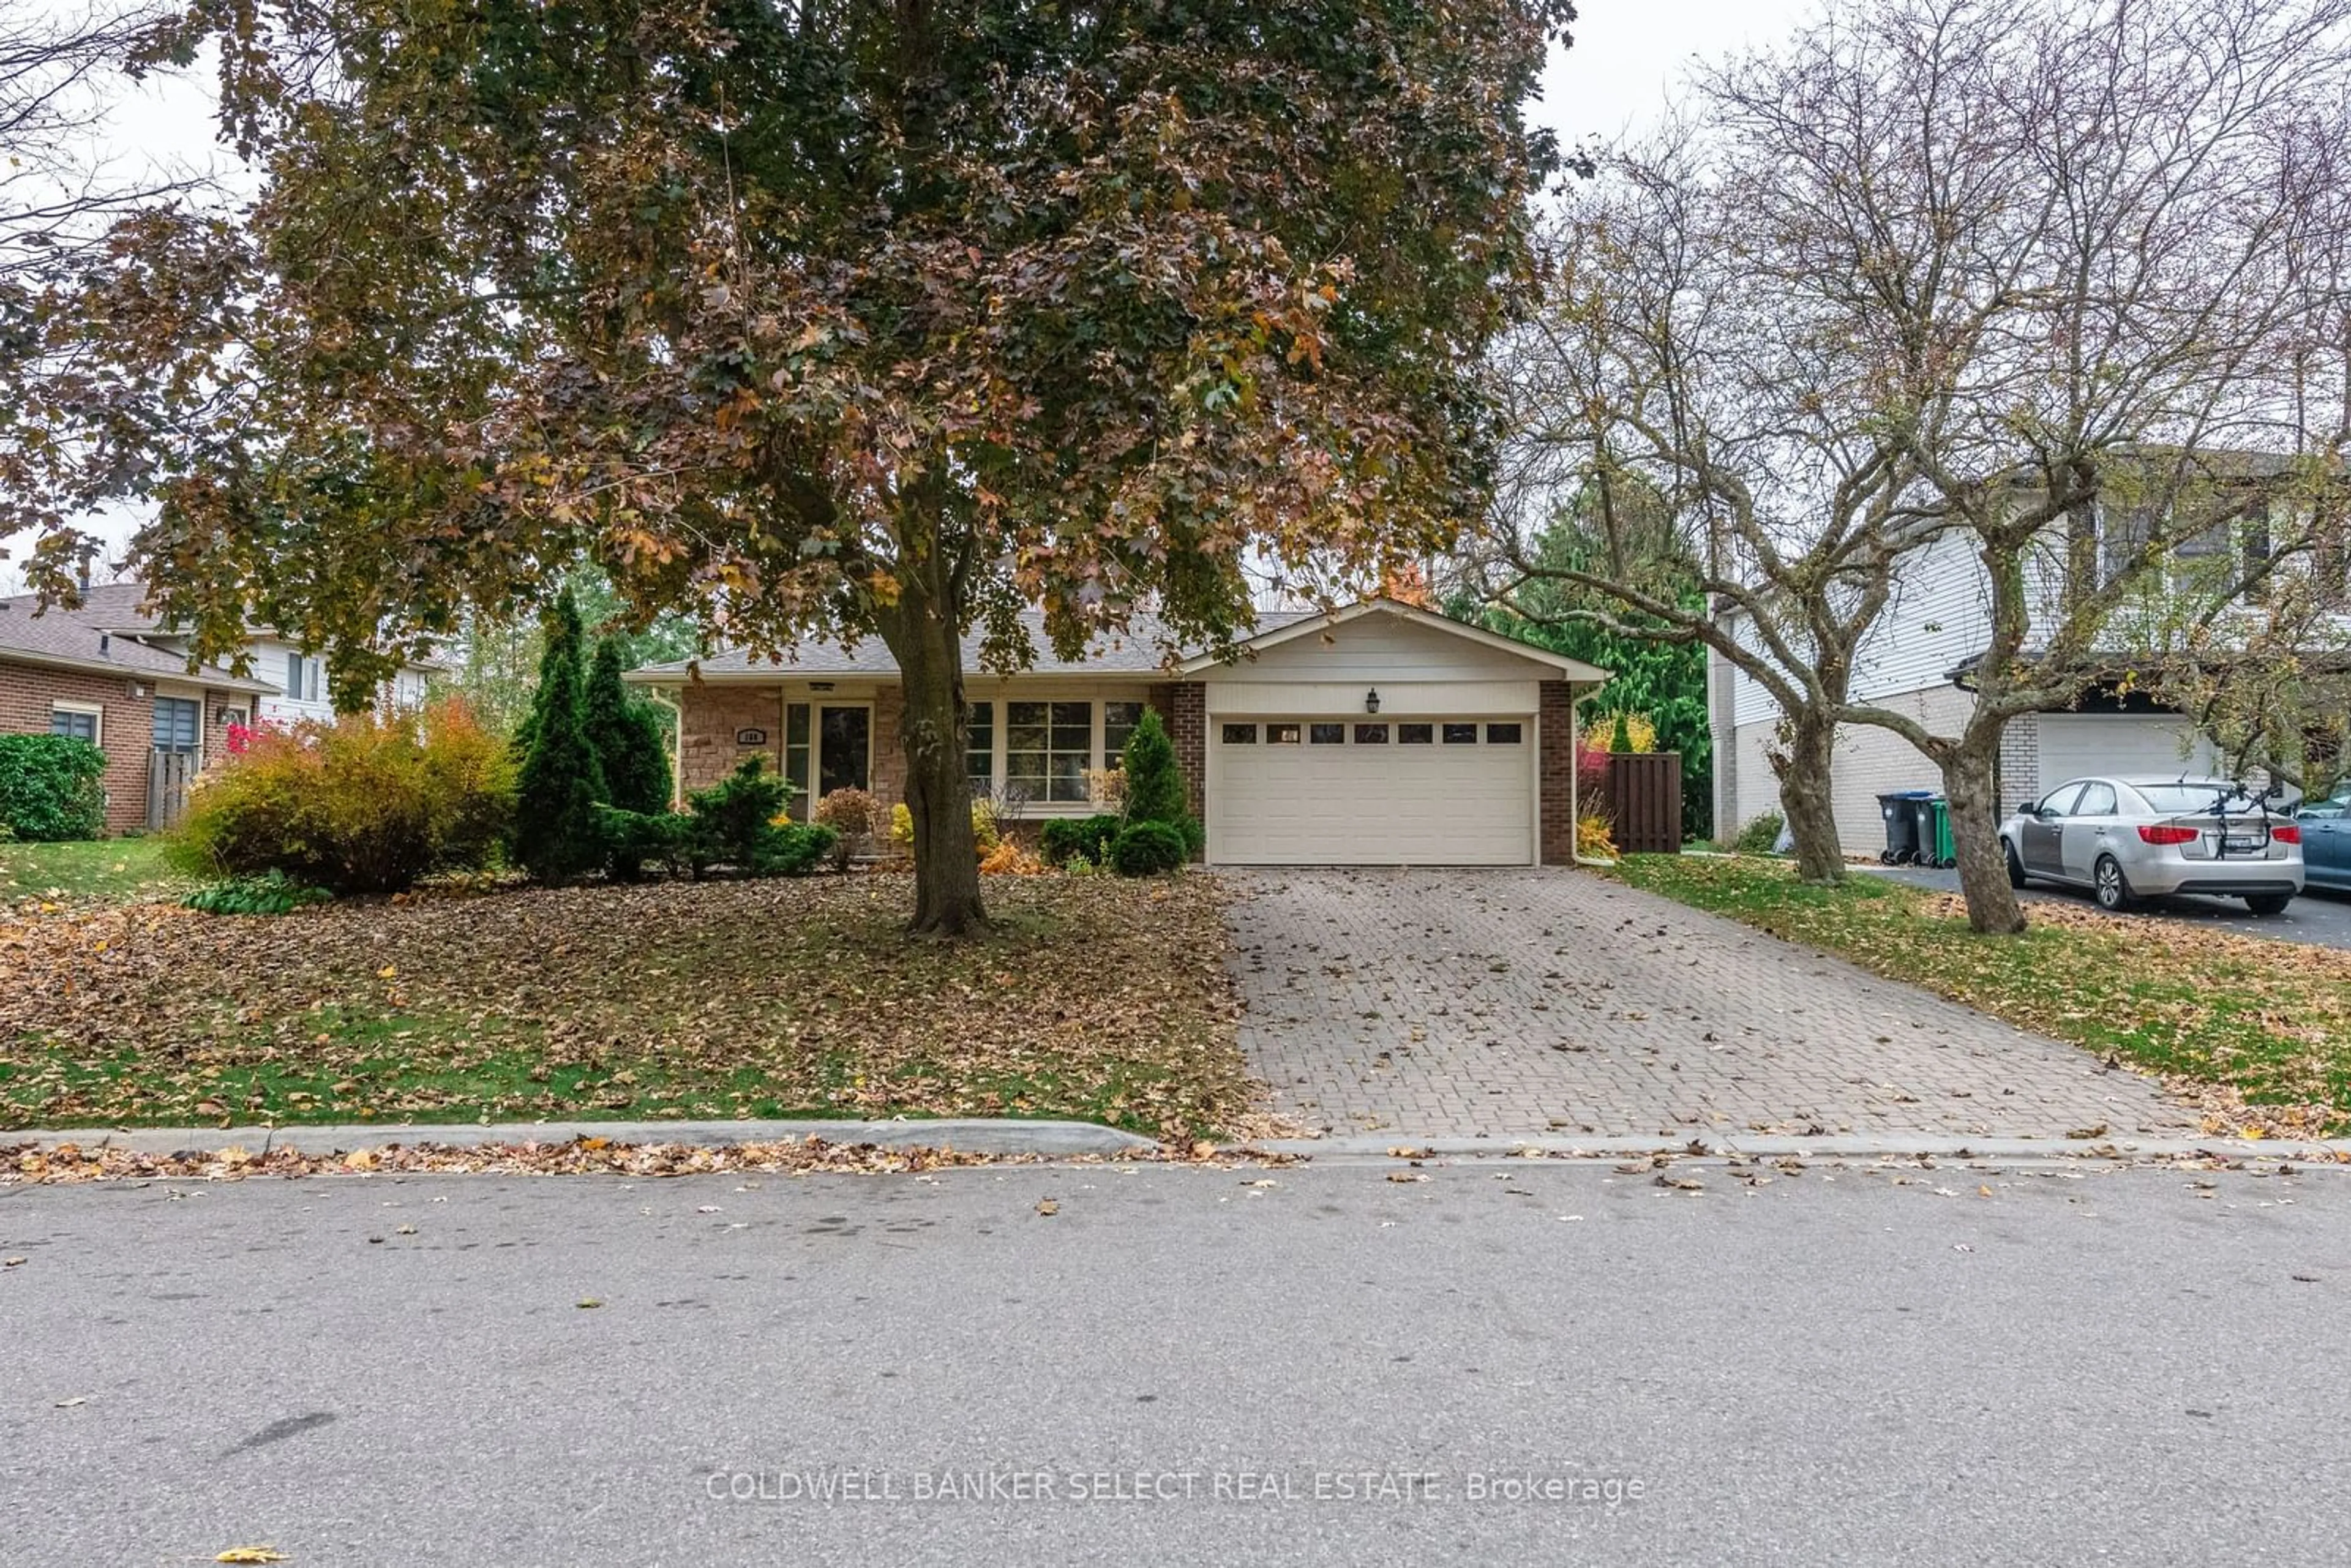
2244;893;2293;916
2004;841;2027;889
2092;855;2134;912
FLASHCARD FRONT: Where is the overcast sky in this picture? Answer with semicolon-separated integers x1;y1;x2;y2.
9;0;1813;590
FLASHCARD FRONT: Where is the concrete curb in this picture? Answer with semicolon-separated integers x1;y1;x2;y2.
1248;1133;2351;1164
8;1117;1161;1159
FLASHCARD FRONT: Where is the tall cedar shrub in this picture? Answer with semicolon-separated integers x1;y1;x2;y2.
584;636;672;814
1120;708;1188;826
512;590;607;882
0;735;107;839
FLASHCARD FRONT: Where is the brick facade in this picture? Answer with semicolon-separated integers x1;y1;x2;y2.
1158;681;1206;827
1539;679;1578;865
677;685;782;797
675;683;909;815
1;660;246;833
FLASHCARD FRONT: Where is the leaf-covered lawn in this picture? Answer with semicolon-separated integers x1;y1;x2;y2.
1611;854;2351;1135
1;838;189;909
0;875;1256;1139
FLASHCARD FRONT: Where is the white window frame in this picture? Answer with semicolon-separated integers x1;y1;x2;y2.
968;688;1153;814
50;700;103;746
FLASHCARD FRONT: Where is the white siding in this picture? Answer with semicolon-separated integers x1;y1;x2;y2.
1849;532;1992;702
1209;612;1547;686
249;637;336;724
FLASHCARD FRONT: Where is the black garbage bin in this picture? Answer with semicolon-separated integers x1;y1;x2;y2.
1877;790;1933;865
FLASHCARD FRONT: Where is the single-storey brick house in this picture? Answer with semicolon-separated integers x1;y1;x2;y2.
626;598;1609;866
0;585;272;834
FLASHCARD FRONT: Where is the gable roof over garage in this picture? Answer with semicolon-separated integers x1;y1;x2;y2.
1178;598;1609;684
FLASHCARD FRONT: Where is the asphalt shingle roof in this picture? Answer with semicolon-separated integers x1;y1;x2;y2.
628;606;1321;681
0;583;272;691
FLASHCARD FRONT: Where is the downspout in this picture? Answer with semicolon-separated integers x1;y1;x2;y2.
642;686;685;809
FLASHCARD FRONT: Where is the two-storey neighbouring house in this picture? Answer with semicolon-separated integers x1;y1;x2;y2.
1708;484;2341;857
0;582;438;832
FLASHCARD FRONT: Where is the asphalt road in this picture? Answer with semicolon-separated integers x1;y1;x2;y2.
1865;863;2351;949
6;1159;2348;1566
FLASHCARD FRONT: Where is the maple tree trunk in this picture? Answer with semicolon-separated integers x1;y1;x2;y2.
1774;709;1846;884
1941;730;2025;935
880;597;986;937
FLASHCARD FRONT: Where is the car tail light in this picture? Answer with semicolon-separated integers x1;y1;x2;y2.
2139;825;2199;846
2271;825;2302;844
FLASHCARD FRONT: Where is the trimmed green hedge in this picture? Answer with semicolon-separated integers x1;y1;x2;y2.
1109;820;1188;876
1040;813;1123;868
0;735;107;841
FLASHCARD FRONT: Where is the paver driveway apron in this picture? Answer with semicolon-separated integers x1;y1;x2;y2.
1221;868;2197;1139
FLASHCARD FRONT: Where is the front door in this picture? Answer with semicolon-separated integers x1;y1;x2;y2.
817;705;871;798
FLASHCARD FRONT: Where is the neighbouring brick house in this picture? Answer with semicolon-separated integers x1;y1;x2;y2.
0;587;271;834
628;598;1608;866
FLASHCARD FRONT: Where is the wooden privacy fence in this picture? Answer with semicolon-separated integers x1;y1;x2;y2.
1602;752;1683;855
147;749;198;830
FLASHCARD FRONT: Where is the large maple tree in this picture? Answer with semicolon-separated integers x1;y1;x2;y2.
12;0;1571;931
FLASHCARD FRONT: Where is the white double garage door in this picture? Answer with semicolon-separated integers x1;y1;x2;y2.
2034;714;2218;795
1206;714;1539;866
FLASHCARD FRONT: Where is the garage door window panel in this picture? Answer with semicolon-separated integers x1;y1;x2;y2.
1487;723;1523;745
1397;724;1432;745
1355;724;1388;744
1442;723;1478;745
1221;724;1258;744
1310;723;1345;745
1267;723;1301;745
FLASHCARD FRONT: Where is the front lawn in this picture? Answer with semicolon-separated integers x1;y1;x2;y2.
1;837;189;909
0;875;1254;1139
1611;855;2351;1134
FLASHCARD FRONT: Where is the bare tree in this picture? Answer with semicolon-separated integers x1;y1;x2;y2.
2;1;201;584
1748;0;2351;931
1487;0;2351;930
0;2;191;280
1477;119;1946;884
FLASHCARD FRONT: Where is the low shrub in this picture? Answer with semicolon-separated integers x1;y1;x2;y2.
1040;813;1123;868
1733;811;1786;855
680;760;836;877
1108;819;1188;876
598;806;691;882
813;786;880;872
171;699;515;894
0;735;107;841
978;839;1047;876
183;869;333;917
753;821;838;877
888;798;1001;858
684;757;789;871
1575;813;1619;860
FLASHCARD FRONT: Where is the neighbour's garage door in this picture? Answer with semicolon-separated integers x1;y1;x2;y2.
2035;714;2218;793
1208;717;1535;865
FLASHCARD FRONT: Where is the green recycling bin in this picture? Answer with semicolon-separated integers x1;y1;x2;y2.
1925;797;1955;868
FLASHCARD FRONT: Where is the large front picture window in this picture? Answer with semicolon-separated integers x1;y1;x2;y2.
1008;700;1092;803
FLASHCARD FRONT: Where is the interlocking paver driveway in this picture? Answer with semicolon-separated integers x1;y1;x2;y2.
1223;868;2199;1138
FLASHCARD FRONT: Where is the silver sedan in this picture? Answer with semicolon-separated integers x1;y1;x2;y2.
1998;776;2305;915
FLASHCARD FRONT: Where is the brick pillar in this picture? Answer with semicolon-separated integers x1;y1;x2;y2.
1540;680;1577;866
1159;683;1207;853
